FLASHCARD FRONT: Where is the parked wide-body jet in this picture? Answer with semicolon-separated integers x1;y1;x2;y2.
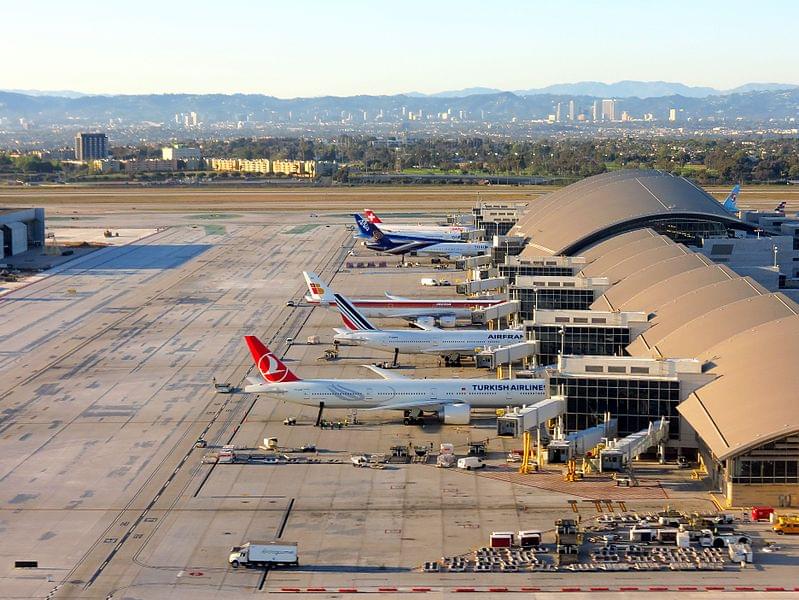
358;209;471;241
332;293;524;363
242;335;546;424
353;215;490;259
303;271;502;327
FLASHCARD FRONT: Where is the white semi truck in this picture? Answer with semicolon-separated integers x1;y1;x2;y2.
228;541;298;568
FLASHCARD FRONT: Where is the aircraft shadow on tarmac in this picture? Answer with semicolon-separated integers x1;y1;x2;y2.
61;244;212;271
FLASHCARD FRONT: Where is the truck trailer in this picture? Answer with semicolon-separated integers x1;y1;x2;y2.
229;541;298;568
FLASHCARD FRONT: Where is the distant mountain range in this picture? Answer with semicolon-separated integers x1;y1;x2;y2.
409;80;799;99
2;84;799;125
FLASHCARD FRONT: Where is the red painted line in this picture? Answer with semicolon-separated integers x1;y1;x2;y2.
649;587;669;592
411;588;431;592
306;588;326;592
677;587;697;591
705;587;725;591
338;589;358;593
520;588;541;592
735;587;755;592
561;588;581;593
590;588;610;591
488;588;508;592
766;587;786;592
619;588;639;592
453;589;475;593
279;589;301;593
378;589;398;592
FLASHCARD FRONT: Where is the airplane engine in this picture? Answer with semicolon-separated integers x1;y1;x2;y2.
415;316;436;329
441;403;471;425
438;315;457;328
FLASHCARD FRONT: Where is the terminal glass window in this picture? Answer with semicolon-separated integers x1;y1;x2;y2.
550;376;681;439
499;264;573;284
512;288;595;319
731;434;799;484
649;218;729;247
532;325;630;366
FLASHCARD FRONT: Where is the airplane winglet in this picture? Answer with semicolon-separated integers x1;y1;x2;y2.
360;364;408;380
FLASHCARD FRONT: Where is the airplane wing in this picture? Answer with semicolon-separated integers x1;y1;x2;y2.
360;364;408;380
363;398;451;411
410;321;439;331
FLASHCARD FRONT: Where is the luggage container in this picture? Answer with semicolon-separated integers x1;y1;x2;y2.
489;532;514;548
518;530;542;548
751;506;774;521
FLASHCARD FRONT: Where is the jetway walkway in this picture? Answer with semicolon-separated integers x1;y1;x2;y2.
457;276;508;295
599;418;669;472
548;417;618;464
472;300;520;325
496;396;566;438
475;339;537;369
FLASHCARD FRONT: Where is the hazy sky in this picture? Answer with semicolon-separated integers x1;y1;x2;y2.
3;0;798;97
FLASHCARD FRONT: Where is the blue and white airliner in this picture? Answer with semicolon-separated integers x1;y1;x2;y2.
353;215;490;259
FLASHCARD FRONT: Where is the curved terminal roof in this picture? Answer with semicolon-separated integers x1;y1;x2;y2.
580;235;675;278
513;169;750;256
640;293;799;360
678;316;799;460
626;277;768;355
614;264;739;314
597;254;714;312
580;228;662;263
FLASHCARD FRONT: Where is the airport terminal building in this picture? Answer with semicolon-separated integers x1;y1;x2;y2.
481;170;799;507
0;207;45;259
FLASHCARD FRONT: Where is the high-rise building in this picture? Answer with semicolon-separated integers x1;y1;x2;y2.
555;102;562;123
568;100;575;121
74;133;108;161
601;99;617;121
591;100;600;121
669;108;678;122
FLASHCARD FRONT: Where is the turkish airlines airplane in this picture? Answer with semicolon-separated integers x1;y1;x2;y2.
332;293;525;363
303;271;503;327
243;335;547;424
361;209;471;241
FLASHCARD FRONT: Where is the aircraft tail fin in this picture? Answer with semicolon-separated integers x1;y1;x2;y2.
775;201;787;213
722;184;741;212
333;293;378;331
364;209;383;224
303;271;335;304
244;336;301;383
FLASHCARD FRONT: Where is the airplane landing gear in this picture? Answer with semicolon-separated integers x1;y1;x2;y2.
314;401;326;427
392;348;399;367
403;408;424;426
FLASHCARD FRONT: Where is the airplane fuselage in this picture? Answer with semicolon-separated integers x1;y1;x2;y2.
305;297;501;319
334;328;526;356
246;378;547;409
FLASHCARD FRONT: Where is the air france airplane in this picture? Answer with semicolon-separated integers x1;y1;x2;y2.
332;293;525;363
353;215;491;259
242;335;547;424
361;209;471;240
303;271;502;327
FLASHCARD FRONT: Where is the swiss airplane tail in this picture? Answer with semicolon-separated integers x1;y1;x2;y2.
303;271;335;304
722;184;741;212
364;209;383;224
333;293;378;331
244;336;301;383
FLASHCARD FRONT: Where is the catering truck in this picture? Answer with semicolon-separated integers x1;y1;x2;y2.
228;541;298;568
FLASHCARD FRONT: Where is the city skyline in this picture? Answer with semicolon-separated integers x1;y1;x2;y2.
2;0;798;98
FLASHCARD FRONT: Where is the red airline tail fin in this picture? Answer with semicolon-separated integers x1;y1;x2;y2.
244;336;301;383
364;209;382;224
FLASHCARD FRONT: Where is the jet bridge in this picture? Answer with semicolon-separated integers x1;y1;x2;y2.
476;340;537;369
547;417;618;464
471;300;521;325
497;395;566;438
457;277;508;295
599;419;669;472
